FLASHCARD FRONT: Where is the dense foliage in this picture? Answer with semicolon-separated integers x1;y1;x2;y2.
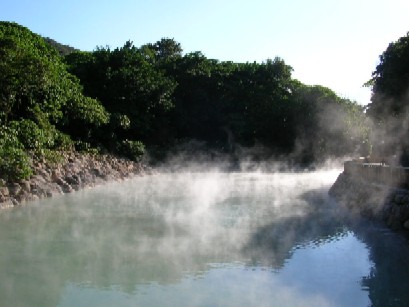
65;40;368;163
0;22;109;181
43;37;78;56
0;21;369;181
366;31;409;164
367;32;409;118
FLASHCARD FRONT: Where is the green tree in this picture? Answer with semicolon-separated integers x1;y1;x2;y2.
366;31;409;163
167;52;228;144
291;84;368;162
141;38;183;64
0;22;109;180
0;126;32;181
366;31;409;118
219;58;294;151
65;41;177;150
0;22;108;135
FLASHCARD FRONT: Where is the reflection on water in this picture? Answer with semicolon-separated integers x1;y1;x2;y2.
0;171;408;306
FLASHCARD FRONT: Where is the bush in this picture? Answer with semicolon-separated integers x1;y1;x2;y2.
74;140;100;155
0;126;32;181
35;149;64;165
10;119;55;149
53;131;74;150
0;146;32;182
110;113;131;130
9;119;74;151
118;140;145;161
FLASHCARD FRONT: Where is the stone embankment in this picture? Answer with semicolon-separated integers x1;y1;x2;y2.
0;152;152;209
329;164;409;232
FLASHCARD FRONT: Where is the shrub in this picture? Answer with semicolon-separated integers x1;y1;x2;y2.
9;119;74;151
74;140;100;155
53;131;74;150
118;140;145;161
10;119;55;149
110;113;131;130
0;126;32;181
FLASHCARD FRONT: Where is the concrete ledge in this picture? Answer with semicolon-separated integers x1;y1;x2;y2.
344;161;409;189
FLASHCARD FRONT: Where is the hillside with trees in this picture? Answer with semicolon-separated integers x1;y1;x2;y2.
65;38;368;163
0;22;109;181
0;21;369;182
43;37;78;56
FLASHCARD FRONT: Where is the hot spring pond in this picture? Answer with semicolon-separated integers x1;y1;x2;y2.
1;171;409;307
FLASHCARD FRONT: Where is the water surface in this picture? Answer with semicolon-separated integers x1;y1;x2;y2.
1;170;409;306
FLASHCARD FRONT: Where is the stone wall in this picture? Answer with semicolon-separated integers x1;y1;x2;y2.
330;163;409;232
0;151;152;209
344;161;409;188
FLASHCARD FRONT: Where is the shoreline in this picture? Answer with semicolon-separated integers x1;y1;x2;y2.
0;151;153;209
6;156;407;236
329;171;409;237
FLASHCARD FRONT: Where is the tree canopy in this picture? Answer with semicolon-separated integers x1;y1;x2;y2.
366;31;409;163
366;31;409;119
0;22;109;180
0;21;369;181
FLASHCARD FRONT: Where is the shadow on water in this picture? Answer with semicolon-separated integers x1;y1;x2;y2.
242;187;349;268
243;186;409;306
351;220;409;307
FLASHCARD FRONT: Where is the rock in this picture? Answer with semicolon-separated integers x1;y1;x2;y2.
91;167;102;177
16;192;31;203
20;180;31;192
37;168;50;179
331;171;409;236
0;200;15;209
32;175;47;184
1;151;150;210
43;184;63;196
0;186;10;197
54;177;73;193
51;169;62;181
64;175;80;186
8;183;22;196
29;195;40;202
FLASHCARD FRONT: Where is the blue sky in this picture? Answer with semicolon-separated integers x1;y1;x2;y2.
2;0;409;106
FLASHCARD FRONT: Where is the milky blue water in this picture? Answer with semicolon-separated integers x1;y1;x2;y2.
1;171;409;307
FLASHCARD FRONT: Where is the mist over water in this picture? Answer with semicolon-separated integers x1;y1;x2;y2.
1;169;409;306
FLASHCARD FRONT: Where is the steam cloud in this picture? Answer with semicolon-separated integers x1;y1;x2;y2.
0;168;346;306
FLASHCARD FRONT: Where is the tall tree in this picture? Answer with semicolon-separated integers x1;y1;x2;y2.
65;41;177;145
0;22;108;137
366;31;409;162
0;22;109;180
366;31;409;119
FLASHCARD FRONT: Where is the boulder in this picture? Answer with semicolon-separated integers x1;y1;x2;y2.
8;183;22;196
20;180;31;192
0;186;10;197
1;151;149;209
0;200;15;209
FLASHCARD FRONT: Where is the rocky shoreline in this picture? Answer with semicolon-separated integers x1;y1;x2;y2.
329;171;409;234
0;151;153;209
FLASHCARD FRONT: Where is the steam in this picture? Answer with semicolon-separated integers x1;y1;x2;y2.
366;86;409;165
6;168;344;247
0;169;348;304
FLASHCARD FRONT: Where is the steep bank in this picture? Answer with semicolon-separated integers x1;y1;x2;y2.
329;170;409;233
0;151;153;209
